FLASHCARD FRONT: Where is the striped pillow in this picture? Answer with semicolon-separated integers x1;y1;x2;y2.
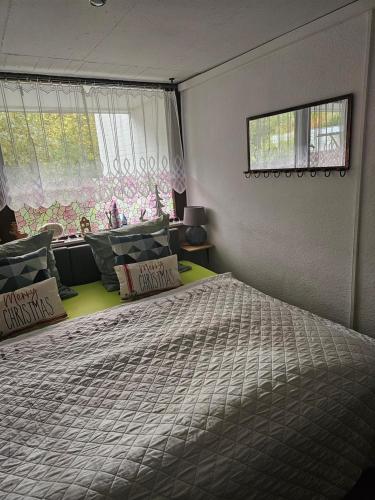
0;247;50;294
110;228;171;266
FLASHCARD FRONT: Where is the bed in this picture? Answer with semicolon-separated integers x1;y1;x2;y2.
62;261;216;319
1;273;375;499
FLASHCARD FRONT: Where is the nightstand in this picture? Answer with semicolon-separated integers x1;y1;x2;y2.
180;242;213;268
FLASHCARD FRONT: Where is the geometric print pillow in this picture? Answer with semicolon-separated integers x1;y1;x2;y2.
0;231;77;299
0;247;50;294
110;228;171;266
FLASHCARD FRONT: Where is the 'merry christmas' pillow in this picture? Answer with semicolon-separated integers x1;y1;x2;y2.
0;277;67;340
114;254;181;300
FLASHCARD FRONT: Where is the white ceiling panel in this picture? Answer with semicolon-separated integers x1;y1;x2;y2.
0;1;10;53
76;61;146;79
0;53;39;71
0;0;356;82
2;0;136;60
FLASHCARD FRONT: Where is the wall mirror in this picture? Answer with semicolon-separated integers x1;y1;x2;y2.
246;94;352;175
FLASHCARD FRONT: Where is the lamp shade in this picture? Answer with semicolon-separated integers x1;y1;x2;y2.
183;206;208;226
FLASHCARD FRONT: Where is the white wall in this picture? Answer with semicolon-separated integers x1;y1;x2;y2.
180;10;374;331
356;14;375;335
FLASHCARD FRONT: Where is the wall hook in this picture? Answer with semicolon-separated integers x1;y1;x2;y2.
285;171;292;177
244;171;251;179
297;171;304;178
310;170;317;177
340;170;346;177
254;172;261;178
274;172;280;178
324;170;331;177
264;171;270;178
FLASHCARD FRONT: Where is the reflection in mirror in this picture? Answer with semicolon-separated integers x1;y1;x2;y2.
247;95;352;173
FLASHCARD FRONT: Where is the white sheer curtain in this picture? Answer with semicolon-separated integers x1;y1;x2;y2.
309;99;348;168
249;111;296;171
0;80;185;212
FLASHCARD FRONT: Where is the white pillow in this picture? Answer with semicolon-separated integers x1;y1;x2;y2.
0;277;67;340
114;254;182;300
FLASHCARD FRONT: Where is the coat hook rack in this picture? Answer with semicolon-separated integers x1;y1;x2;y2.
244;169;346;179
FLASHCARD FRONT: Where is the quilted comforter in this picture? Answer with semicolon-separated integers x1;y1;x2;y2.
1;274;375;500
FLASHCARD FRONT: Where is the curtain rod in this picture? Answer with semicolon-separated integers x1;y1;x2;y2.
0;71;177;91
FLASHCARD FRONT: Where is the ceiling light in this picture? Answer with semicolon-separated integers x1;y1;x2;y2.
90;0;107;6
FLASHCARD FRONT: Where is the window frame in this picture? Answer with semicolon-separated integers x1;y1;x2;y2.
245;93;353;175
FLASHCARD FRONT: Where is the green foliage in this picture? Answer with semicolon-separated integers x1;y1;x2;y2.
0;111;100;173
310;110;342;129
249;112;295;164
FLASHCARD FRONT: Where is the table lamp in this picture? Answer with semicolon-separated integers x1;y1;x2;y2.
183;206;208;245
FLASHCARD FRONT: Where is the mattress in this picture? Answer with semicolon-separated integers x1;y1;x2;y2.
0;273;375;499
63;260;216;319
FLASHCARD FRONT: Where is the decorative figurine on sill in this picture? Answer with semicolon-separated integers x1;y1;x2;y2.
106;198;121;229
105;211;112;229
79;217;91;235
139;209;147;222
110;198;121;228
153;184;168;218
119;213;128;226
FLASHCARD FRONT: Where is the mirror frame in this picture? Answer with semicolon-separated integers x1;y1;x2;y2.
245;93;353;175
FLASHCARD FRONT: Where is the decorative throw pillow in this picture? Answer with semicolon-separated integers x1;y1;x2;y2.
110;228;171;266
0;277;67;340
0;247;50;294
114;254;182;300
0;231;77;299
84;215;170;291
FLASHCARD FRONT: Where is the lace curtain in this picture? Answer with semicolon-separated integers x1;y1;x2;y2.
0;80;185;218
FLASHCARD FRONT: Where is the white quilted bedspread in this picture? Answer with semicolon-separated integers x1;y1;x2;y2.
1;274;375;500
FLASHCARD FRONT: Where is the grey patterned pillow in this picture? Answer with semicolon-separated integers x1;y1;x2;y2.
110;229;171;266
84;215;170;291
0;247;50;293
0;231;77;299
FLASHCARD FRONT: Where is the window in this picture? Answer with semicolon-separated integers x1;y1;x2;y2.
247;95;352;173
0;80;185;235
